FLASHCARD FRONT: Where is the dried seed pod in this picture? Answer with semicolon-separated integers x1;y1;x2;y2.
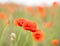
10;33;16;40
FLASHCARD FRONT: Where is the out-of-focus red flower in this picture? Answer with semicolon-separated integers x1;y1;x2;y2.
23;21;37;31
0;12;6;20
52;39;59;45
26;6;35;16
47;22;53;28
43;21;53;28
5;4;16;14
37;6;46;18
32;29;44;42
53;2;58;7
0;12;8;25
14;18;27;27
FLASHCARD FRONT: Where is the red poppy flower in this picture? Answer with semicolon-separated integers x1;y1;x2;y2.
52;39;59;45
53;2;58;7
43;21;53;28
0;12;8;25
14;18;27;27
5;3;16;14
23;21;37;31
32;29;44;42
29;28;36;32
46;22;53;28
0;12;6;20
26;6;35;16
26;6;33;12
37;6;46;18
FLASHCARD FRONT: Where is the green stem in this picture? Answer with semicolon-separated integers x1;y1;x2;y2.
10;41;13;46
14;31;21;46
33;40;36;46
23;34;29;46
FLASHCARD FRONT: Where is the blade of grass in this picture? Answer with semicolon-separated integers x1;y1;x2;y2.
0;24;9;46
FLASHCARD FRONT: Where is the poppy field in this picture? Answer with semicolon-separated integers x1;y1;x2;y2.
0;2;60;46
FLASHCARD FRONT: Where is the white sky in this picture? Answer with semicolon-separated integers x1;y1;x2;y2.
0;0;60;6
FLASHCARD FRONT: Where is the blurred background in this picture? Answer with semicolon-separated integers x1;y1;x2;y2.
0;0;60;6
0;0;60;46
